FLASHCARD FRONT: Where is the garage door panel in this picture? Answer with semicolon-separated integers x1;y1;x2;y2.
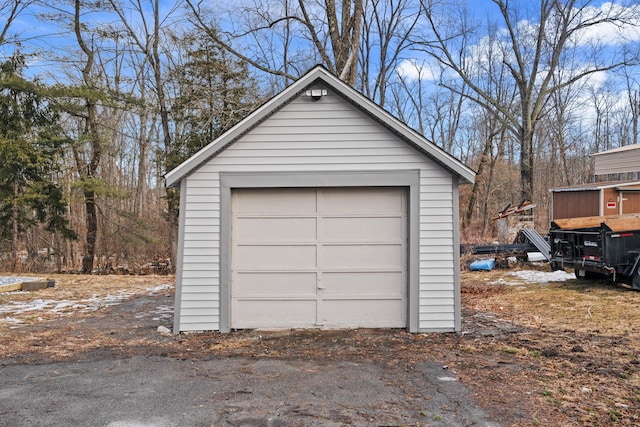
233;299;317;327
322;244;403;268
321;299;404;327
235;272;317;297
233;188;316;213
322;217;403;241
320;188;404;213
321;272;403;296
231;187;407;329
235;217;317;242
234;245;317;269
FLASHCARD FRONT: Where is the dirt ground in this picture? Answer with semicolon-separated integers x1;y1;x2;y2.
1;269;639;426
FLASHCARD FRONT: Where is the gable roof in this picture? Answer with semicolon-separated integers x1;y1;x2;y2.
165;65;475;187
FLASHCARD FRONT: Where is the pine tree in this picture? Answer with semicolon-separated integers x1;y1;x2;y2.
164;29;263;218
0;54;76;270
168;30;262;171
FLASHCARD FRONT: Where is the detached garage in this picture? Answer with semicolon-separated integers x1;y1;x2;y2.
165;66;475;334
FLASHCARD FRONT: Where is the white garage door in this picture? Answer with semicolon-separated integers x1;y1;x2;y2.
230;187;407;329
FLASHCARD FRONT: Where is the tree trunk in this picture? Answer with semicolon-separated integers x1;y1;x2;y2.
82;190;97;273
464;137;492;227
520;126;534;202
11;180;19;271
150;0;177;264
75;0;101;273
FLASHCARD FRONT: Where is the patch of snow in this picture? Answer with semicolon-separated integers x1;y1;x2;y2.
510;270;576;283
489;269;576;285
148;284;172;294
152;305;173;320
0;283;175;325
136;305;173;321
1;291;29;296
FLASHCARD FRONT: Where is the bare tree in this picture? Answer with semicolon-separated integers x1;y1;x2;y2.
390;65;428;134
107;0;183;258
359;0;422;106
589;82;617;155
623;68;640;147
0;0;34;46
416;0;639;201
185;0;364;86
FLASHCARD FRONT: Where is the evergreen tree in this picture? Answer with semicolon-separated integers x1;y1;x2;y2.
0;54;76;269
165;29;263;217
168;29;262;171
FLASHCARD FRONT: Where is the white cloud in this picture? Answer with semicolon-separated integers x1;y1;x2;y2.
573;2;640;46
395;58;440;82
582;69;609;91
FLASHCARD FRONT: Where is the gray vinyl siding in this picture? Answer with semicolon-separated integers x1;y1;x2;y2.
175;88;459;332
419;170;456;331
178;174;221;330
594;147;640;175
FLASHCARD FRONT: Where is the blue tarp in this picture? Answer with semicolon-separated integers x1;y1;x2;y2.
470;258;495;271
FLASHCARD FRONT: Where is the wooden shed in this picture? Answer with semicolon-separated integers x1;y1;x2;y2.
551;180;640;220
165;66;475;334
551;144;640;221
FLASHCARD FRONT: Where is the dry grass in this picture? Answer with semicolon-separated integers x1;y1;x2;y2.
459;269;640;426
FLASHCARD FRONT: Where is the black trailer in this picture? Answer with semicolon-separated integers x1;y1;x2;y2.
549;215;640;289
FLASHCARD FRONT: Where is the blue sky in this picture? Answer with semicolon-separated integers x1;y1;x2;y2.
3;0;639;97
398;1;640;75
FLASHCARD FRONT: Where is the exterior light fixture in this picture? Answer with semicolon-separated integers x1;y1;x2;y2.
305;89;327;99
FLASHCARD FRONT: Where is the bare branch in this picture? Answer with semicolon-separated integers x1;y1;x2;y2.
0;0;35;45
185;0;298;82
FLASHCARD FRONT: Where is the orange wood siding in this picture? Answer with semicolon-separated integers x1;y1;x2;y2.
621;192;640;214
552;191;600;220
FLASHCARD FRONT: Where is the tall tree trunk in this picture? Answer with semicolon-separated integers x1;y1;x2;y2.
464;137;492;227
82;190;97;273
520;126;534;202
558;132;571;186
75;0;101;273
11;181;19;271
150;0;177;263
134;111;153;215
